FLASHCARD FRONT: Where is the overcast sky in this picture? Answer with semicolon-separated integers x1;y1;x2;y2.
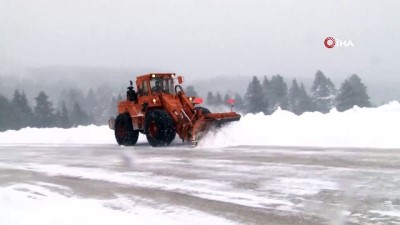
0;0;399;83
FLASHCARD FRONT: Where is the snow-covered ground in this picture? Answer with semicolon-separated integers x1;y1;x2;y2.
1;145;400;225
1;103;400;225
1;102;400;148
1;183;234;225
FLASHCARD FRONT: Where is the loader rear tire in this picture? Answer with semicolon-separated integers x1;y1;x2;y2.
114;113;139;146
145;109;176;147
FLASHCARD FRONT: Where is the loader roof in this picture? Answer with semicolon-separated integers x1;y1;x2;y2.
136;73;176;81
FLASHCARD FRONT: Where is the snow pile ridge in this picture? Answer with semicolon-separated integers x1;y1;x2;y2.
1;102;400;148
199;101;400;149
0;125;115;144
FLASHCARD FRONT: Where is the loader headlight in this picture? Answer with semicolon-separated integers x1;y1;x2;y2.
189;97;193;101
152;74;156;78
171;74;175;78
152;98;157;103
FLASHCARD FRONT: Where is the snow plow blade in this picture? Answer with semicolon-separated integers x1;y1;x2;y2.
205;112;241;124
191;112;241;146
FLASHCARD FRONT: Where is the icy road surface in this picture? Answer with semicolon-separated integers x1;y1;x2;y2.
1;144;400;225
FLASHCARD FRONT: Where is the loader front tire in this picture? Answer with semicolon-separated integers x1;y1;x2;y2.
114;113;139;146
145;109;176;147
195;107;211;115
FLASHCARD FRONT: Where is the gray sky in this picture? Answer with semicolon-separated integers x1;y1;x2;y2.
0;0;399;84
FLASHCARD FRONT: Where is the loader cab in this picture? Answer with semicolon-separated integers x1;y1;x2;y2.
136;73;179;97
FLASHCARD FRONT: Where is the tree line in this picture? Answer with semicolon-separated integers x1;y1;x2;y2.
0;71;371;131
0;88;121;132
199;71;371;115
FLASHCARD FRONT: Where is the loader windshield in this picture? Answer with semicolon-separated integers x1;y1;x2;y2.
150;78;174;94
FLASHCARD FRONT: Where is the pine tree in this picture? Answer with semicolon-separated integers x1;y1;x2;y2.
311;70;337;113
84;89;98;111
107;96;118;118
84;88;99;124
206;92;215;106
19;91;33;127
54;110;62;127
299;84;314;113
262;76;269;89
215;92;222;105
70;102;91;126
267;75;289;112
56;101;71;128
0;94;13;131
11;90;33;129
288;79;301;113
96;92;111;125
244;76;267;114
63;88;86;111
185;85;198;96
261;76;271;114
336;74;371;111
223;94;230;107
233;93;244;112
10;90;21;129
34;91;55;128
289;80;314;115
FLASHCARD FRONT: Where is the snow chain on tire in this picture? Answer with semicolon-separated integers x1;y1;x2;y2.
144;109;176;147
114;113;139;146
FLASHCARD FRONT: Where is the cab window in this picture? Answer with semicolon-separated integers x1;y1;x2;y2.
140;81;149;96
150;78;163;94
150;78;174;94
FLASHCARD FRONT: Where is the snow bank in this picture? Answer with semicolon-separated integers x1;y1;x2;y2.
199;101;400;149
0;125;116;144
1;102;400;148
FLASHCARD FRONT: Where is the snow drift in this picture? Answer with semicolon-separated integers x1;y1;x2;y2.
199;101;400;149
0;102;400;148
0;125;116;145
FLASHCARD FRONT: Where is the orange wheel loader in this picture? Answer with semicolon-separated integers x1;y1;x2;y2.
108;73;241;147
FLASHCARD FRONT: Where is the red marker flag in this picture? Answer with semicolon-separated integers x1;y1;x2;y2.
227;98;235;104
193;98;203;104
